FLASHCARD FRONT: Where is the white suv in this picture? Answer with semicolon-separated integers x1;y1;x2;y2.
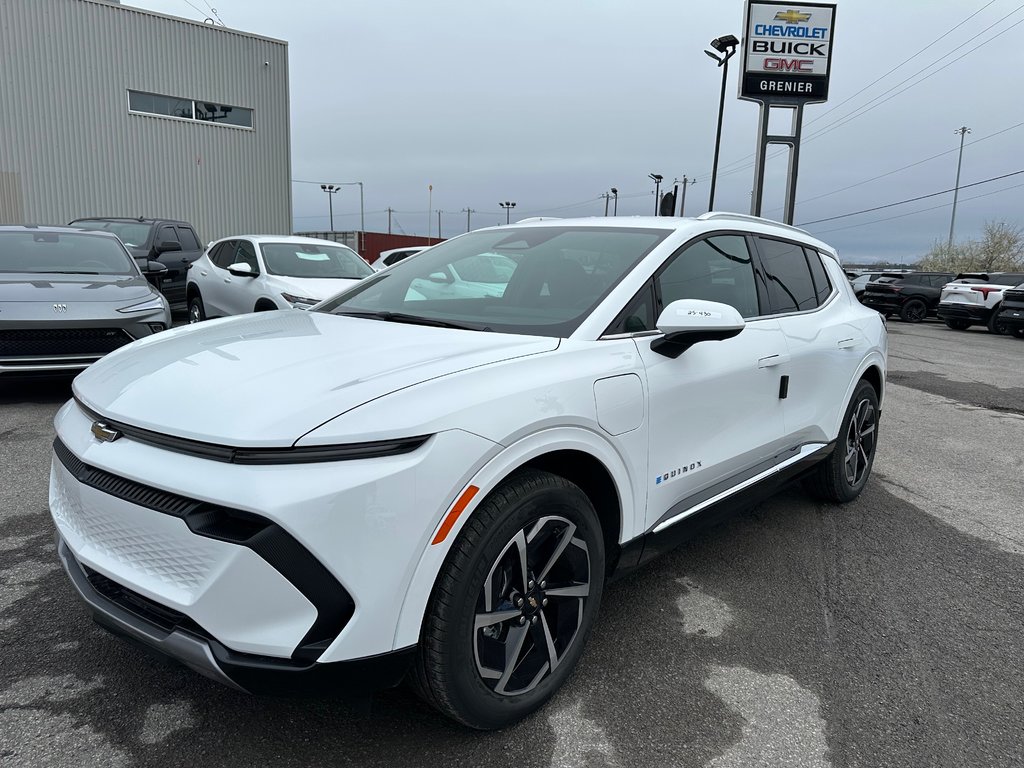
49;214;886;729
937;271;1024;334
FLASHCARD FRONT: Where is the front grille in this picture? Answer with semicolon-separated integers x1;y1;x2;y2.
1004;289;1024;302
0;328;133;357
84;565;194;634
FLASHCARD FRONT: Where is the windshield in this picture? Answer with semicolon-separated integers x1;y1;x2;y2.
315;226;670;337
261;243;374;279
71;220;154;249
0;231;137;275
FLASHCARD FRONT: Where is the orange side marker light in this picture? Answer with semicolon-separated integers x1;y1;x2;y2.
431;485;480;545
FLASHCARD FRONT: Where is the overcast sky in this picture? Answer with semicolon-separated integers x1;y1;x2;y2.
134;0;1024;264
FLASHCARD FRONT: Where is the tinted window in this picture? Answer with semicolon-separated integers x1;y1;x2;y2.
211;241;238;268
607;283;657;334
176;227;201;251
756;237;817;313
656;235;759;318
235;241;259;271
805;248;832;304
157;226;179;246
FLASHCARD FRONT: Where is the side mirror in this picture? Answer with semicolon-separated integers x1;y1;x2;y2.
155;239;182;254
145;260;168;274
651;299;745;358
427;271;451;284
227;262;257;278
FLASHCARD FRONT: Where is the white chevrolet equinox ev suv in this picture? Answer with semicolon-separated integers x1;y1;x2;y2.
49;213;887;729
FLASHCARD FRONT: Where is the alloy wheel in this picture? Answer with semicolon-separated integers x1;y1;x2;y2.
905;302;926;322
188;303;202;323
473;516;590;696
845;398;877;487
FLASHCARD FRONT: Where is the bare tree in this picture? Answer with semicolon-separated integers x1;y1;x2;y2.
919;221;1024;273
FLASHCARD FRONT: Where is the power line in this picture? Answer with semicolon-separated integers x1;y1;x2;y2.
798;169;1024;226
704;3;1024;182
812;181;1024;236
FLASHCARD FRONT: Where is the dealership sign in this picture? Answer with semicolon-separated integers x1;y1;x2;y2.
740;1;836;102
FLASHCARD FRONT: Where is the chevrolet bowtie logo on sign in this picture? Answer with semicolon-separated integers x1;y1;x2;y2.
775;9;811;23
90;421;121;443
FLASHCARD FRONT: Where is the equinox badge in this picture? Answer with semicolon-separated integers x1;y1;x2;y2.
90;422;121;443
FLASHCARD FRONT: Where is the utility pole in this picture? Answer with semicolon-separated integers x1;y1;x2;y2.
462;208;475;232
675;176;697;216
427;184;433;244
386;207;394;235
602;192;611;216
437;210;443;240
948;126;971;248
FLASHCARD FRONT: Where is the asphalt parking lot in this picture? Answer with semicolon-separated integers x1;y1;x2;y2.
1;320;1022;768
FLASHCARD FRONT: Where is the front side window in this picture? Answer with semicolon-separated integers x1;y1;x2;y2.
316;226;670;337
235;241;259;272
176;227;201;251
157;225;179;247
756;237;818;314
211;241;238;269
0;231;135;275
655;235;759;318
261;243;373;279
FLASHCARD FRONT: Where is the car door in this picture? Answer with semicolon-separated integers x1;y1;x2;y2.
629;234;790;532
203;240;238;317
752;237;865;446
152;224;189;304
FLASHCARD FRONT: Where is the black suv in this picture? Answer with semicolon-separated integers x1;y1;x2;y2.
995;283;1024;339
860;271;954;323
69;218;204;309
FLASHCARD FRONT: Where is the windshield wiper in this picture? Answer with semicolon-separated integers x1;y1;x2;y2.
45;270;101;275
333;309;485;331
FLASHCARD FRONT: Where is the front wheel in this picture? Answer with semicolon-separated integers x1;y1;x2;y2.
805;380;879;504
413;470;604;730
900;298;927;323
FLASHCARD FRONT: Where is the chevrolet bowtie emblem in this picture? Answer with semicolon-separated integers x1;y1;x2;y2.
90;421;121;443
775;9;812;23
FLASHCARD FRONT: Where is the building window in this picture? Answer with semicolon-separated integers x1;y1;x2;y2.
127;90;253;129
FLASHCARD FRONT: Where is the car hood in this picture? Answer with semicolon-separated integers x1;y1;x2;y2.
268;275;365;303
73;310;560;446
0;273;154;302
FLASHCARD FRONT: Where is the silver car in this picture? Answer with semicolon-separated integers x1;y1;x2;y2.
0;226;171;376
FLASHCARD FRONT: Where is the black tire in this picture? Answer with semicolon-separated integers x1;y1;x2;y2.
1012;328;1024;339
899;298;927;323
987;307;1009;335
944;319;970;331
804;380;879;504
412;470;605;730
187;294;206;324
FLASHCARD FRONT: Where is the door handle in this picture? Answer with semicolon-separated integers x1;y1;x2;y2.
199;270;207;276
757;353;790;368
837;338;859;349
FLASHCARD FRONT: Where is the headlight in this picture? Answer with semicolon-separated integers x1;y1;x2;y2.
117;295;168;314
281;292;320;309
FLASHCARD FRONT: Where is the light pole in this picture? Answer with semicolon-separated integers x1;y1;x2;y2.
948;126;971;248
705;34;739;212
611;188;618;216
648;174;663;215
320;184;340;232
500;201;517;224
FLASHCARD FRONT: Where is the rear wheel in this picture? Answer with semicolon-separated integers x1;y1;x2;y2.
987;307;1009;335
188;294;205;324
805;380;879;504
900;298;927;323
413;470;604;730
944;319;970;331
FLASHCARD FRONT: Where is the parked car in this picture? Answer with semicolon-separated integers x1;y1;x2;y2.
69;217;204;310
936;272;1024;334
994;283;1024;338
860;271;954;322
49;213;885;729
378;245;431;269
186;235;375;322
849;271;885;299
0;226;170;376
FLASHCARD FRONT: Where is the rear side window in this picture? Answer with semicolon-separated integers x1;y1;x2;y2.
756;237;817;313
805;248;832;304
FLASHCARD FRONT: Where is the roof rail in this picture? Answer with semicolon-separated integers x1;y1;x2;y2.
697;211;811;236
514;217;561;224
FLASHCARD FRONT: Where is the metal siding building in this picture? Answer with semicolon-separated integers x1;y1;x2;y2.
0;0;290;242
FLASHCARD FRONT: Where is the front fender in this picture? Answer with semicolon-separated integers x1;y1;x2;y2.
391;425;640;651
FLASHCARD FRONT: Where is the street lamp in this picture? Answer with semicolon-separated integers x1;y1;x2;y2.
499;201;517;224
320;184;340;232
705;34;739;212
611;188;618;216
648;174;663;215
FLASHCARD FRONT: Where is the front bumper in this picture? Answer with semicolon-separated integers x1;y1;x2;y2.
996;306;1024;331
936;302;989;323
57;537;414;695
